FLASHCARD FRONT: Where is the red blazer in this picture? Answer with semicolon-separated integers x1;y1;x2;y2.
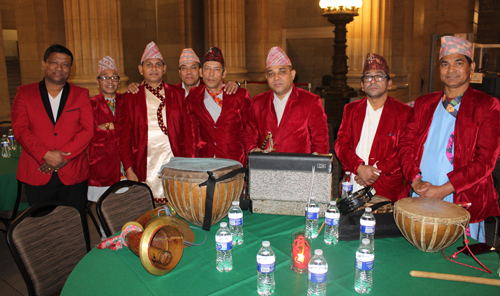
243;86;329;154
119;82;194;182
11;80;94;186
88;93;122;187
335;96;411;201
187;85;251;166
398;86;500;223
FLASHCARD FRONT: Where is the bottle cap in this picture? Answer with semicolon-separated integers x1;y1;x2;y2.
314;249;323;256
362;238;370;245
329;200;336;205
232;201;239;206
262;241;270;247
220;222;227;227
9;129;12;131
2;135;6;137
365;207;372;213
310;196;316;200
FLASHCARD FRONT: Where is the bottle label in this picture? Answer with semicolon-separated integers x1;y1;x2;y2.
356;253;374;271
1;142;8;148
342;182;353;192
325;209;340;226
360;219;376;234
7;135;14;141
306;207;319;219
308;268;327;283
257;255;276;273
229;217;243;226
216;236;232;251
228;212;243;219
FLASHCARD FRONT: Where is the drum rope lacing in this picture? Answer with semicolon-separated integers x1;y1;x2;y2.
441;225;492;274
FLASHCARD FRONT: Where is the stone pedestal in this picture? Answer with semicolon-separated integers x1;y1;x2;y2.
63;0;128;96
204;0;248;81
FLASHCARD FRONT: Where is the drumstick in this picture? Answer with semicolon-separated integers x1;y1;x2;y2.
261;132;271;150
410;270;500;286
318;220;326;234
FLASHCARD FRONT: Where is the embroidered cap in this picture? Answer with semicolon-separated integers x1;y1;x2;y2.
203;47;224;66
266;46;292;68
363;53;389;76
179;48;200;67
97;56;118;75
141;41;164;63
439;36;473;60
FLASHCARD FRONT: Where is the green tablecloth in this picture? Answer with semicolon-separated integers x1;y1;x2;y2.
62;211;500;296
0;149;28;213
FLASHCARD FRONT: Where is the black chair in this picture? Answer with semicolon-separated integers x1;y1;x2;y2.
96;180;155;237
7;201;90;296
86;200;102;237
0;181;27;233
0;120;12;136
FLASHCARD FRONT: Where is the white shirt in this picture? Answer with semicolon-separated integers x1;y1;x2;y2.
48;89;63;122
204;89;222;122
273;89;292;126
353;100;383;192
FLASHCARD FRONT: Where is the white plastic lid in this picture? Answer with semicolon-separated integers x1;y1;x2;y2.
262;241;270;247
365;207;372;213
362;238;370;245
2;134;6;137
314;249;323;256
329;200;336;205
232;201;239;206
9;129;12;131
310;196;316;200
220;222;227;227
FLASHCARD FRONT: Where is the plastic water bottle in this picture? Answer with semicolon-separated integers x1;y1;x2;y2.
1;135;10;158
324;200;340;245
7;129;17;150
228;201;244;245
257;241;275;295
341;171;353;199
305;196;320;239
355;238;374;293
215;222;233;272
360;207;376;251
307;249;328;296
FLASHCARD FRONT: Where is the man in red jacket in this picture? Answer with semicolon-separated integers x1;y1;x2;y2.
120;42;194;204
88;56;123;202
398;36;500;242
11;44;93;215
335;53;411;202
244;46;329;154
187;47;251;166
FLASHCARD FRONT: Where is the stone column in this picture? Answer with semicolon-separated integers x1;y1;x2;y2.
63;0;128;96
345;0;396;95
204;0;248;81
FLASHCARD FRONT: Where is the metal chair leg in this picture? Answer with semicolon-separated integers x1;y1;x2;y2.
86;201;102;238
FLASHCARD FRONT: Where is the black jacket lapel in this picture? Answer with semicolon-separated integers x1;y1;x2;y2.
56;83;70;122
38;79;55;125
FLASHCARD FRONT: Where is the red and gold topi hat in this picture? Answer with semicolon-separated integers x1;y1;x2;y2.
363;53;389;76
203;47;224;66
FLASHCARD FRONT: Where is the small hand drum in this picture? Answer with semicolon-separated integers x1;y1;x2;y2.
394;197;470;252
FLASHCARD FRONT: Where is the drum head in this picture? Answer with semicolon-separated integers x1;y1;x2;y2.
395;197;469;219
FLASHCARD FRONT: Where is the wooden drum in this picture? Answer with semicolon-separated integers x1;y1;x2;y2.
394;197;470;252
160;158;245;229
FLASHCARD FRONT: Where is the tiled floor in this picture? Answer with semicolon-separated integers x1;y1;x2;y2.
0;203;103;296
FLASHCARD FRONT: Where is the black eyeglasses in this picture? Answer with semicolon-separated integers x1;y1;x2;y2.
98;76;120;82
361;75;388;83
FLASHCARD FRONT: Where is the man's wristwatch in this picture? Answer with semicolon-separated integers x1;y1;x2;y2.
235;81;241;88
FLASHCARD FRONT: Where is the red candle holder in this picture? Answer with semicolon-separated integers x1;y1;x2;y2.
291;229;311;273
